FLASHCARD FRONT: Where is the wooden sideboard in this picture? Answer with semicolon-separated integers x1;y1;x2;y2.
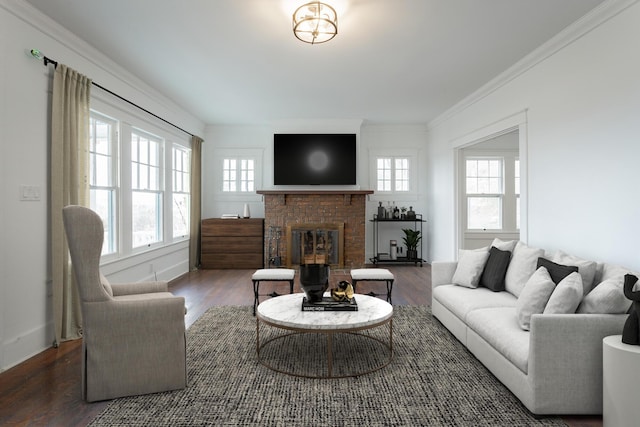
201;218;264;269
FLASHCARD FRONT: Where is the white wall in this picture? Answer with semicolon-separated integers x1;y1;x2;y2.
203;122;428;263
0;1;204;371
426;0;640;271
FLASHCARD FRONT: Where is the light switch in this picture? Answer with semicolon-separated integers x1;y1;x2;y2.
20;185;41;201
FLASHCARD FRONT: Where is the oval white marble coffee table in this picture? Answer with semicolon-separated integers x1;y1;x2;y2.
256;293;393;378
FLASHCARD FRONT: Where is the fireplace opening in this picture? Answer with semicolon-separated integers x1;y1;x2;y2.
286;223;344;268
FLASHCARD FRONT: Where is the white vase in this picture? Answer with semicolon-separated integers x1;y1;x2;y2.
243;203;250;218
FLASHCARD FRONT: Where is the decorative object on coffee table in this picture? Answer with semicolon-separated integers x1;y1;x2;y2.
331;280;354;302
402;228;421;261
299;263;330;303
622;274;640;345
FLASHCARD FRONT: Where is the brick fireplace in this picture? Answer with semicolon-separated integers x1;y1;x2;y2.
257;190;373;268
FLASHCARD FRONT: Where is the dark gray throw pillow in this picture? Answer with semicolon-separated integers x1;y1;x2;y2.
536;257;579;285
480;246;512;292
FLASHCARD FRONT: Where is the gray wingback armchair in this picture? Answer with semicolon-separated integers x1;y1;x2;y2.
62;205;187;402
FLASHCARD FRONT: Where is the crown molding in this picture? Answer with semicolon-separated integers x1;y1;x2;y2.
428;0;639;129
1;0;204;133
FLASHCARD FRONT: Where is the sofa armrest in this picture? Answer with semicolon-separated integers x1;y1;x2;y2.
431;261;458;288
110;281;169;296
528;313;627;413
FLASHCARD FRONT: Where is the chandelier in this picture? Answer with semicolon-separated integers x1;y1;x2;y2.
292;2;338;45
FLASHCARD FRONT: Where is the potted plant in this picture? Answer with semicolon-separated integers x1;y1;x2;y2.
402;228;421;260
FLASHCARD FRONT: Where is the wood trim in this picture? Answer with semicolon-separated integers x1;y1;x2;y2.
257;190;373;195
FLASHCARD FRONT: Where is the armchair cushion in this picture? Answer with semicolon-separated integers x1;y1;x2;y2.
99;273;114;297
110;281;169;296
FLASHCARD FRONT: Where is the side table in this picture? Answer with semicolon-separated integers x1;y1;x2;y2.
603;335;640;427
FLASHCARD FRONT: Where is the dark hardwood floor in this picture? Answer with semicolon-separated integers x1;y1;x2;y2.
0;265;601;426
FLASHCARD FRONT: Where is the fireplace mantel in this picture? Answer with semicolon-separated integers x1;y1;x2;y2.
257;189;373;206
257;190;373;195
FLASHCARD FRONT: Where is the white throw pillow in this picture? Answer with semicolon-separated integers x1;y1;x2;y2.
577;276;632;314
491;238;517;253
505;241;545;297
543;272;583;314
451;248;490;289
516;267;556;330
552;250;597;295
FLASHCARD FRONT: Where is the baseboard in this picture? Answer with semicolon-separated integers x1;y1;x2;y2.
1;321;54;372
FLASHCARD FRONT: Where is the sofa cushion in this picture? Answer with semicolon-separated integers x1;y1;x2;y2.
433;284;517;322
552;250;597;295
505;241;545;297
543;272;583;314
516;267;556;330
537;257;579;285
466;307;530;374
600;263;637;282
491;238;517;253
577;276;631;314
480;246;512;292
452;248;490;288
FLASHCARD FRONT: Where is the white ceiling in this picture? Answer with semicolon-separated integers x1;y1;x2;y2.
25;0;605;126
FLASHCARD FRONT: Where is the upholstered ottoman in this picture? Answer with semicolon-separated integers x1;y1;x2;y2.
251;268;295;315
350;268;395;303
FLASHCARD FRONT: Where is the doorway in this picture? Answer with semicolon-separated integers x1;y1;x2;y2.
458;130;521;249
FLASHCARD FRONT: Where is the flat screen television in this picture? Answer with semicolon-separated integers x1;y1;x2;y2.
273;133;357;185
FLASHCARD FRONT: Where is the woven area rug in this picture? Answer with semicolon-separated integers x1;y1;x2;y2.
89;305;564;426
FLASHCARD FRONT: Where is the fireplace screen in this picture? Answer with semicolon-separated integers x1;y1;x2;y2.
286;223;344;268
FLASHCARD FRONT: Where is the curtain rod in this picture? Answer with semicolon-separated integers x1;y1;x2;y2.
30;49;196;138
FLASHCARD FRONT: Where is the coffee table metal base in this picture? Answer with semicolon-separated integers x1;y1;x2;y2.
256;317;393;379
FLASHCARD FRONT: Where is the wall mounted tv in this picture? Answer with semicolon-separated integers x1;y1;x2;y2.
273;133;357;185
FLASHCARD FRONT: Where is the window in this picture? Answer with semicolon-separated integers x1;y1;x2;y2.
89;113;118;255
465;158;503;230
131;131;163;248
223;158;255;192
376;156;410;192
462;154;519;232
172;146;190;239
89;103;191;260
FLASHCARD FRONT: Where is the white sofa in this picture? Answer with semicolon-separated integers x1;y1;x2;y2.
431;240;632;415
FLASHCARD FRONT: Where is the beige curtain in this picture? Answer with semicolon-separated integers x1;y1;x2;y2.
51;64;91;345
189;136;203;271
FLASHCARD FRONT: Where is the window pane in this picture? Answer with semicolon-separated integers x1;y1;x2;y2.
173;193;189;238
489;160;500;176
489;177;501;193
131;138;139;162
466;160;477;177
139;165;149;190
466;178;477;194
376;157;392;191
149;166;159;190
468;197;501;229
132;191;162;247
90;188;116;255
466;158;502;194
477;160;489;177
